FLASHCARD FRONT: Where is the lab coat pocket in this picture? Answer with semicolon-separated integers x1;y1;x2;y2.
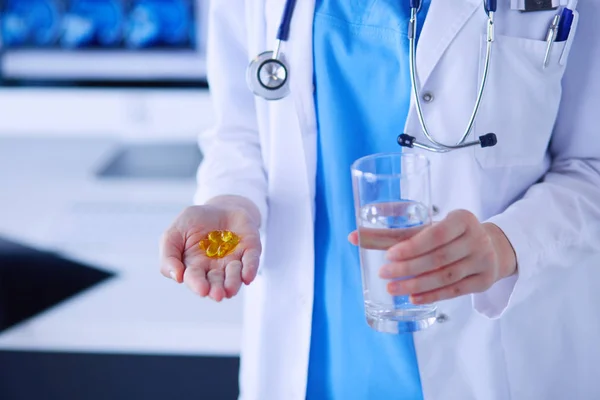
473;34;570;168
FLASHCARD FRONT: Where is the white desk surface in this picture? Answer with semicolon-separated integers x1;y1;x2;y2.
0;135;244;356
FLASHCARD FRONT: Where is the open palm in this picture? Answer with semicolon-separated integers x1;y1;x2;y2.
160;204;261;301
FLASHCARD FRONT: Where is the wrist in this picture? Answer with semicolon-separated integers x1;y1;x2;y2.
483;222;518;280
205;195;262;228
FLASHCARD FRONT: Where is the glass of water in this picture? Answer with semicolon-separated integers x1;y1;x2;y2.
351;152;437;334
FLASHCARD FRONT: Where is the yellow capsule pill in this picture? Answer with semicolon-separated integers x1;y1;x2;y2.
199;230;241;259
218;243;231;258
206;242;219;258
199;239;210;251
221;231;233;242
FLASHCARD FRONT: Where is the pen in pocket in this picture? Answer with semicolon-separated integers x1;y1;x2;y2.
543;14;561;68
555;7;574;42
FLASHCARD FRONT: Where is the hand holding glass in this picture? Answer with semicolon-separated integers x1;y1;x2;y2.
351;153;437;333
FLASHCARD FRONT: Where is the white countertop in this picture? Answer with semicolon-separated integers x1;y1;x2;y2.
0;135;244;356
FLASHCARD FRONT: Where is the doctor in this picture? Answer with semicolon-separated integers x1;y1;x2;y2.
160;0;600;399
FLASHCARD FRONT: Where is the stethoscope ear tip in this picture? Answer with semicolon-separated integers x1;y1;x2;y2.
479;133;498;148
398;134;416;148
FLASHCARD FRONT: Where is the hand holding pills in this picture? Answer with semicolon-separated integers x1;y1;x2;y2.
159;195;262;302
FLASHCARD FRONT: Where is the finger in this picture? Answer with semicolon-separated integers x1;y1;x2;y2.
348;231;359;246
380;234;474;279
207;268;226;302
224;260;243;298
387;256;476;296
355;225;427;250
387;213;468;260
241;249;261;285
159;229;186;283
409;273;486;304
183;266;210;297
241;234;262;285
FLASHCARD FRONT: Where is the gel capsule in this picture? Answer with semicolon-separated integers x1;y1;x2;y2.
199;230;241;259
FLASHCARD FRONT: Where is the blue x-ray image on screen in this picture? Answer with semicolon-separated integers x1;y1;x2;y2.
60;0;125;48
0;0;197;50
125;0;194;48
0;0;62;47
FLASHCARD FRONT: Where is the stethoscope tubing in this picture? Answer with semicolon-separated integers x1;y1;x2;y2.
408;6;496;151
277;0;298;41
248;0;499;152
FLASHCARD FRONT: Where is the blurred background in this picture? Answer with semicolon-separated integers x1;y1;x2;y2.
0;1;242;399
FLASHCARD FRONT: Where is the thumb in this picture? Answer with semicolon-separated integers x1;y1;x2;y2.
160;228;186;283
348;230;359;246
240;233;262;285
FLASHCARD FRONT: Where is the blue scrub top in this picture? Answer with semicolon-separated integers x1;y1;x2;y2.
307;0;431;398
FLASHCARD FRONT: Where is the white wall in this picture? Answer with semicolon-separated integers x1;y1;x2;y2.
0;87;215;141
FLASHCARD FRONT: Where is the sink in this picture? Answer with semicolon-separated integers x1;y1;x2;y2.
96;142;202;180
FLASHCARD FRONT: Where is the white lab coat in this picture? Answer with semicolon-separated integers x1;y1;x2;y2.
196;0;600;399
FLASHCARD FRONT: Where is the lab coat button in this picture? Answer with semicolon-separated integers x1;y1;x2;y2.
299;295;310;307
422;92;434;103
436;313;449;323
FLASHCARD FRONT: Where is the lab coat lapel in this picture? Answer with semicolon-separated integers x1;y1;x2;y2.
246;0;267;57
287;0;317;133
416;0;481;87
258;3;318;396
262;0;316;134
284;0;318;213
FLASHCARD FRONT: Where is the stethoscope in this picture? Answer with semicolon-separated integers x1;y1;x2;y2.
246;0;499;153
246;0;297;101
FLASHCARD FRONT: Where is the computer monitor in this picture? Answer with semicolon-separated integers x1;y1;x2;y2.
0;0;208;85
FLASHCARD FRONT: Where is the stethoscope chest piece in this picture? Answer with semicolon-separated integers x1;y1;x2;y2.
246;51;291;101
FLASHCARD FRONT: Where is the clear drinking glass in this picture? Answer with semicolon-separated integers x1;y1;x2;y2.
351;152;437;333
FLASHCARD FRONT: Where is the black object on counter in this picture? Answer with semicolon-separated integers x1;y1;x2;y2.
0;237;114;333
